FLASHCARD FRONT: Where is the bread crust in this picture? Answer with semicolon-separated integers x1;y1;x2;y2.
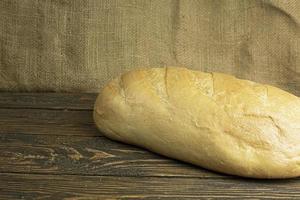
94;67;300;178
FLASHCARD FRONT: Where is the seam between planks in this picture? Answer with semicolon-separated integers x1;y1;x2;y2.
1;171;298;182
0;132;104;137
0;171;231;180
0;106;93;111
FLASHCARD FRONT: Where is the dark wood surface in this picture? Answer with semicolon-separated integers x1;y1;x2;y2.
0;93;299;199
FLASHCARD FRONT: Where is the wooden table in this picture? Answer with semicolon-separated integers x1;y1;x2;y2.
0;93;299;199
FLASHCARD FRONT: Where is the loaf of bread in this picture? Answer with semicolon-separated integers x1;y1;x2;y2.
93;67;300;178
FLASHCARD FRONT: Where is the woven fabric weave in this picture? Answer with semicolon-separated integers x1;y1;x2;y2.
0;0;299;95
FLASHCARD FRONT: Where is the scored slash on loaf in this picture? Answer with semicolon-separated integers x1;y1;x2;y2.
94;67;300;179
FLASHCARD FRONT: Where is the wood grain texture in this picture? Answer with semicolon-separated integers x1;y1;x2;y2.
0;108;99;136
0;93;97;110
0;133;220;178
0;173;299;200
0;93;299;199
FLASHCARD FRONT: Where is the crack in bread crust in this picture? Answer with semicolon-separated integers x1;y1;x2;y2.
164;67;169;100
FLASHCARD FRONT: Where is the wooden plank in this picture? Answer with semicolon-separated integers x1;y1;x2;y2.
0;108;100;136
0;173;299;199
0;133;221;178
0;93;97;110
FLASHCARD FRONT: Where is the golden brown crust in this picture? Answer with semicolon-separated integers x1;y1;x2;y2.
94;67;300;178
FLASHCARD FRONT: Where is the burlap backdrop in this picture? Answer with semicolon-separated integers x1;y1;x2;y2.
0;0;299;95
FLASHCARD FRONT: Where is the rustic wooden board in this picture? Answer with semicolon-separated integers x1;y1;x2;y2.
0;108;99;136
0;133;220;178
0;93;299;199
0;93;97;110
0;173;299;200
